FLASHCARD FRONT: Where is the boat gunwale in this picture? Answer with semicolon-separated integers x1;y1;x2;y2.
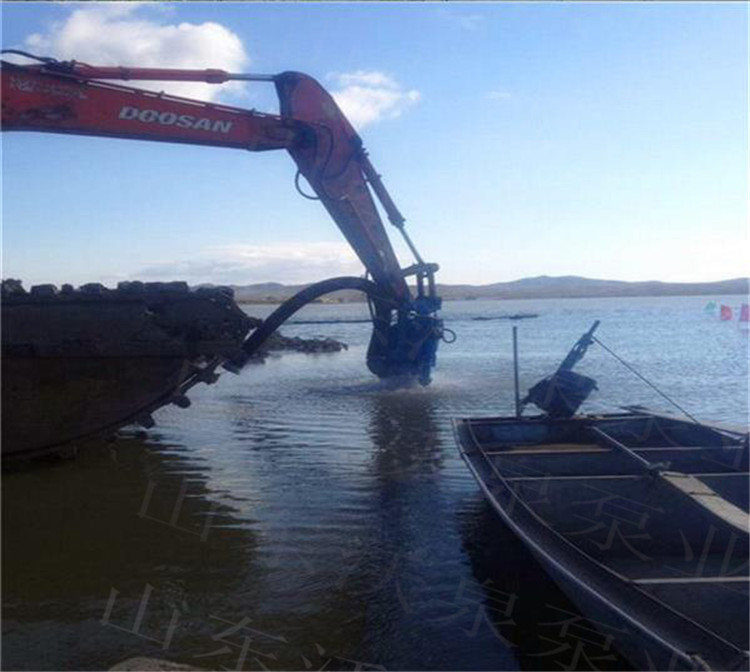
463;410;749;443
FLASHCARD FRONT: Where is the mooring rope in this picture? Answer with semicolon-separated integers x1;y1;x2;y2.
592;336;702;425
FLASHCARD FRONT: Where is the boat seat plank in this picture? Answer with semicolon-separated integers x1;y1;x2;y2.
661;471;749;533
503;472;745;482
484;443;608;455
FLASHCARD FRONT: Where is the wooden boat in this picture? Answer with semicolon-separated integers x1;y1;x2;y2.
454;325;749;671
2;280;253;460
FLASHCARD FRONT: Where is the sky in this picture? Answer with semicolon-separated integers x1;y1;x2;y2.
1;2;748;287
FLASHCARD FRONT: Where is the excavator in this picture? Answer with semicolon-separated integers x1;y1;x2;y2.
0;50;446;385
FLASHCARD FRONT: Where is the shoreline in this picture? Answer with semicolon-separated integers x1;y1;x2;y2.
237;292;750;306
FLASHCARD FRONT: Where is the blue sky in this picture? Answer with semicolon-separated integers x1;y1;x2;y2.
2;2;747;287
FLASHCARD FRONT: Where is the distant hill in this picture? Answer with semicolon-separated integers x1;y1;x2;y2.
230;275;749;304
437;276;750;300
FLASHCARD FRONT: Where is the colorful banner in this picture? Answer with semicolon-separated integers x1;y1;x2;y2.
705;301;748;324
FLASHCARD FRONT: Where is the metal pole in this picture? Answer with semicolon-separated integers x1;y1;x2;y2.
512;326;521;417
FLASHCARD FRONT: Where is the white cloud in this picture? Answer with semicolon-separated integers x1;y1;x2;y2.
24;4;249;102
335;71;396;89
487;90;513;101
329;70;420;129
137;242;363;285
456;14;484;31
436;9;484;32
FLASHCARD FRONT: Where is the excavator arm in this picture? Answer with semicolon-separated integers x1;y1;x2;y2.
1;52;444;383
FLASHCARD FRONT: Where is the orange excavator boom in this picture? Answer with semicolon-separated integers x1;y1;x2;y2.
1;51;444;383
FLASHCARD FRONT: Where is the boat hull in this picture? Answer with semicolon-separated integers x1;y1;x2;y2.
454;412;749;671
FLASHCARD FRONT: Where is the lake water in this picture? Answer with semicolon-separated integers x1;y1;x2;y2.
3;295;747;671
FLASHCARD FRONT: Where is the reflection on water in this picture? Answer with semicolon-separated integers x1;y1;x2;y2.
367;388;443;479
3;296;747;670
459;500;631;671
2;436;263;671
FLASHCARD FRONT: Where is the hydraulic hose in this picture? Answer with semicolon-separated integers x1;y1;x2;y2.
223;276;396;373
